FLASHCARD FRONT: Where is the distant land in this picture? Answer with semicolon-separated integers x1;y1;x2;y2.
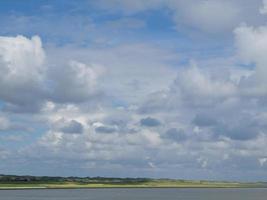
0;175;267;189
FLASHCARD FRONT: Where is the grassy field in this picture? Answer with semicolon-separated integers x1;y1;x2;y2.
0;179;266;189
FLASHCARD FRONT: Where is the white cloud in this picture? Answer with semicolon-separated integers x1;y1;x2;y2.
260;0;267;14
0;35;45;73
259;157;267;166
0;35;105;112
235;25;267;66
0;35;46;111
169;0;241;33
0;117;10;130
235;24;267;96
172;64;237;105
48;60;103;103
46;42;178;105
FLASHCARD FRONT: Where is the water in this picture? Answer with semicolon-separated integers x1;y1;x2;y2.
0;188;266;200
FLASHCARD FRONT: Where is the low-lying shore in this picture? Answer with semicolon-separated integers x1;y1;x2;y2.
0;181;266;190
1;175;266;190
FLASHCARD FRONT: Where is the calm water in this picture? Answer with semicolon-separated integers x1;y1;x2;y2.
0;188;266;200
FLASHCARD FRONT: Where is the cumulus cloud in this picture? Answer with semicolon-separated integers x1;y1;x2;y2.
47;60;102;103
0;35;46;112
235;24;267;67
235;24;267;98
0;35;104;112
171;64;237;106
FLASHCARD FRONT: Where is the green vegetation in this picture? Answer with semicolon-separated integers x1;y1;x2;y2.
0;175;266;189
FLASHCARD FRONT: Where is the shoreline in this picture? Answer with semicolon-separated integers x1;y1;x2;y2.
1;186;266;190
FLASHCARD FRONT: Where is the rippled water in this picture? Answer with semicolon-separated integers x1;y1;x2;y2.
0;188;267;200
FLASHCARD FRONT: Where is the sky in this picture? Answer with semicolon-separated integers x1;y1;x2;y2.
1;0;267;181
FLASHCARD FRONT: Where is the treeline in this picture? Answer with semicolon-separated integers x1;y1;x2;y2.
0;174;151;184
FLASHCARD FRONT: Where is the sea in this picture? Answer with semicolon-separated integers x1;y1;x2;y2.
0;188;266;200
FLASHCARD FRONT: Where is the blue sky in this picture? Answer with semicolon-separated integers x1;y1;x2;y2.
1;0;267;181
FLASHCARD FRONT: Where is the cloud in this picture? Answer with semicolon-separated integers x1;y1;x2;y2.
53;118;84;134
45;42;178;105
47;60;102;103
192;113;218;127
235;24;267;66
162;128;187;142
259;158;267;166
192;112;262;141
0;117;10;130
260;0;267;14
95;125;117;134
214;122;261;141
171;64;237;106
204;112;266;141
0;117;32;133
139;63;238;114
140;117;161;127
2;1;267;180
93;0;265;34
0;35;104;112
234;24;267;98
169;0;241;33
0;35;46;112
138;33;267;142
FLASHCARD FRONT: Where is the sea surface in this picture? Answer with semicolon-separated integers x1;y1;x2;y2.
0;188;266;200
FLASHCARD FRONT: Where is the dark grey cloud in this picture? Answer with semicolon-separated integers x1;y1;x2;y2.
162;128;187;142
2;102;44;114
140;117;161;127
95;126;116;133
214;122;260;141
192;113;218;127
58;120;83;134
192;112;263;141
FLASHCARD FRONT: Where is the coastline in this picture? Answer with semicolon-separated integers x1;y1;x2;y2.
1;176;266;190
0;184;266;190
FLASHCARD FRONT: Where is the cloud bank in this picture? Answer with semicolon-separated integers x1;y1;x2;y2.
1;0;267;181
